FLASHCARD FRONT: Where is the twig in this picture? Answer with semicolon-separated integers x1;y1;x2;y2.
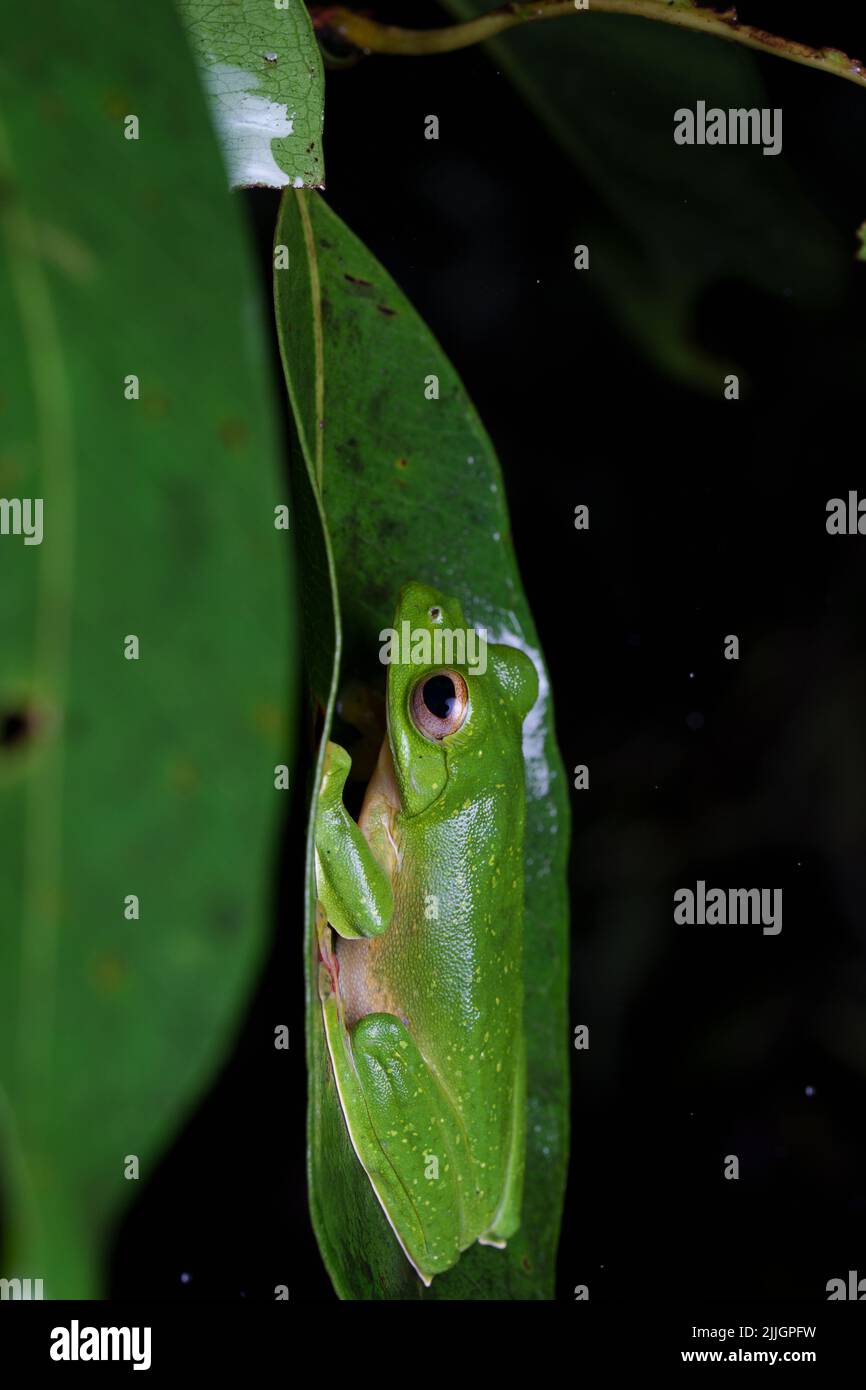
310;2;866;89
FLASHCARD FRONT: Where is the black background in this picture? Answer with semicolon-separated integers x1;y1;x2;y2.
110;1;866;1301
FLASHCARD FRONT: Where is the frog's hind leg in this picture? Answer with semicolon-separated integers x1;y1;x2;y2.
479;1029;526;1247
321;987;473;1283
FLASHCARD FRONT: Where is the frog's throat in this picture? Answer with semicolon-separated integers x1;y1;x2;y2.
359;735;402;862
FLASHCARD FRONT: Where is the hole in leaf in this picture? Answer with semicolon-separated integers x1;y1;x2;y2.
0;707;36;749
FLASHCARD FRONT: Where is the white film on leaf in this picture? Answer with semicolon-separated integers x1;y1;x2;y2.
204;61;298;187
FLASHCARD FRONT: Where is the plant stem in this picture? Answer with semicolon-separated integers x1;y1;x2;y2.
312;2;866;90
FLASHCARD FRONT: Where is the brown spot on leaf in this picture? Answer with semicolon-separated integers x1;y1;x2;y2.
337;436;363;474
103;91;129;121
92;955;127;994
212;902;243;934
253;701;284;741
142;392;170;420
219;419;249;449
167;759;200;795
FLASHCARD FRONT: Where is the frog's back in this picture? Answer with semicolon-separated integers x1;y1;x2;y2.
346;783;526;1230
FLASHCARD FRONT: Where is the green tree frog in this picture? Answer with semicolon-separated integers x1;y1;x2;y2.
314;581;538;1284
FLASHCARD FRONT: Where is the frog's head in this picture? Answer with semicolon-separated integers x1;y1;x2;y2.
383;580;538;817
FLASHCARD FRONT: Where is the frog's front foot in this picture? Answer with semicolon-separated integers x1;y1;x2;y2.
315;741;394;940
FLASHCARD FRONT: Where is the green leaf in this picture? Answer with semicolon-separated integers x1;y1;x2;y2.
178;0;325;189
442;1;847;387
275;191;570;1300
0;0;297;1295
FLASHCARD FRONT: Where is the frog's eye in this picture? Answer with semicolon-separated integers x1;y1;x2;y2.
410;669;468;741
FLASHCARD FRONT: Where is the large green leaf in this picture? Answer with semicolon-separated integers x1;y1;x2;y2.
275;190;570;1300
443;1;847;387
178;0;325;189
0;0;296;1295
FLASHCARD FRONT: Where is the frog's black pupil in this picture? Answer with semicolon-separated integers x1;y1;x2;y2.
423;674;457;720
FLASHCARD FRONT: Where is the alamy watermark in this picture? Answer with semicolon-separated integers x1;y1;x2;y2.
826;492;866;534
49;1320;151;1371
674;102;782;157
379;620;488;675
827;1270;866;1299
674;880;782;935
0;497;43;545
0;1276;43;1299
